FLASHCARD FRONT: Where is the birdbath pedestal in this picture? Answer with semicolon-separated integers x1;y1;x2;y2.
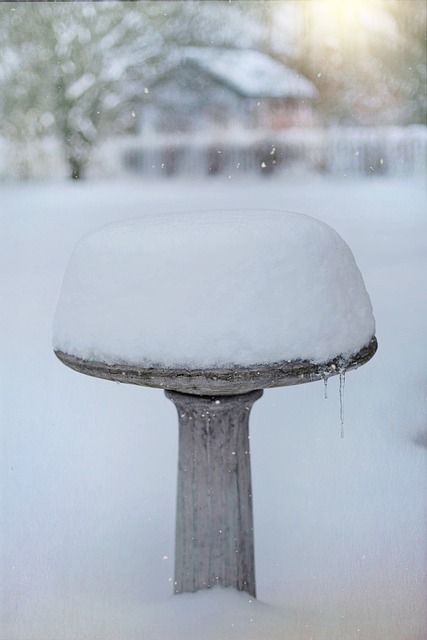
53;209;377;599
55;339;376;597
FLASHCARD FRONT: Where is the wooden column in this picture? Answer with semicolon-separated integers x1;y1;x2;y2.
165;389;262;597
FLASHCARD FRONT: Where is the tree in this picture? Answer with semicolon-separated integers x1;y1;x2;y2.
0;1;272;179
0;2;165;179
375;0;426;125
265;0;426;126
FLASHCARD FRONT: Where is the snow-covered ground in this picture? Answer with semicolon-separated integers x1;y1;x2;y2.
1;175;426;640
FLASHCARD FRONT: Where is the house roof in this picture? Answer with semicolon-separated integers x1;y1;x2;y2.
179;47;317;100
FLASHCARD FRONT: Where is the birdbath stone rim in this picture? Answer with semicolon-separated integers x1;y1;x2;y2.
54;335;377;396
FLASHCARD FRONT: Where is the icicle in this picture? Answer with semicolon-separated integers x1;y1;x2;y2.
322;372;329;399
339;368;346;438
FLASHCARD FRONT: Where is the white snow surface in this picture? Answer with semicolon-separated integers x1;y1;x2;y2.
53;209;374;368
1;176;426;640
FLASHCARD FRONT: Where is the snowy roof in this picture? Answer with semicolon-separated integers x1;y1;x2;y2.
180;47;317;100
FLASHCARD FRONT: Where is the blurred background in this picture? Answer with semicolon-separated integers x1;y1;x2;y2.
0;0;425;181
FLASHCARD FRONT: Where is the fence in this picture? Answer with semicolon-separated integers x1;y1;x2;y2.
1;126;425;180
119;126;427;178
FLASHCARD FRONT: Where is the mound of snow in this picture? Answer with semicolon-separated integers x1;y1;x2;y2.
135;587;294;640
53;209;375;368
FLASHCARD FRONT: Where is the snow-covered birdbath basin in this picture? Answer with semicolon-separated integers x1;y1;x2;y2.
53;209;376;598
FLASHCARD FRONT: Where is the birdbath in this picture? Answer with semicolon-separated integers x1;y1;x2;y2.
53;209;377;599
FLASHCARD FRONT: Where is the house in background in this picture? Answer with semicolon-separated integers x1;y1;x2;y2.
122;47;319;176
140;47;317;134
